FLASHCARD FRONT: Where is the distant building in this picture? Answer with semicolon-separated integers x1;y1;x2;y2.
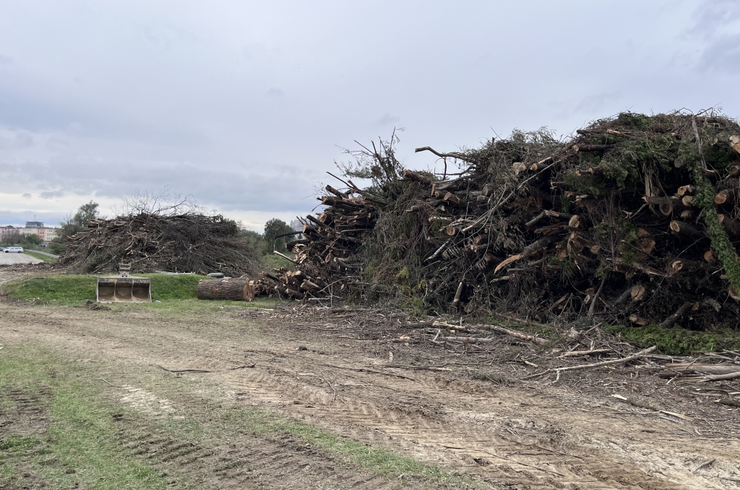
0;222;60;245
0;225;19;241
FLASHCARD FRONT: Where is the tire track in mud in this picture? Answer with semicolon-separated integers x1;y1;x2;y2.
3;304;739;489
113;420;409;489
114;387;410;490
0;385;52;438
224;362;728;490
0;384;69;488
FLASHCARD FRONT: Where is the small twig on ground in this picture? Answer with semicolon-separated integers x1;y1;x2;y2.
320;377;337;402
434;321;548;345
558;349;612;358
154;364;213;374
321;363;415;381
693;459;716;473
524;346;656;380
385;364;453;372
700;372;740;382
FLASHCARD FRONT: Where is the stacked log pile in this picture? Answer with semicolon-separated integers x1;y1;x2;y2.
257;181;381;299
264;112;740;328
58;213;260;277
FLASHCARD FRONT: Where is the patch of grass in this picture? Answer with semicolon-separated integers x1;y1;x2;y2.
1;274;97;305
606;324;740;355
144;273;203;300
127;297;281;316
24;251;57;263
0;345;175;490
1;273;281;309
260;253;296;271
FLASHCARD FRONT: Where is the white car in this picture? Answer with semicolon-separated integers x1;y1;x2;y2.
4;246;24;253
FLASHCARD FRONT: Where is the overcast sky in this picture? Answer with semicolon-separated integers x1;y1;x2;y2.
1;0;738;230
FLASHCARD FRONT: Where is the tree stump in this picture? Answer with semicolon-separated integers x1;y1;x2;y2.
197;278;255;301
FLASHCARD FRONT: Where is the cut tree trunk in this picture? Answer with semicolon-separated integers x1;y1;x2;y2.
670;220;704;239
197;278;255;302
714;189;733;205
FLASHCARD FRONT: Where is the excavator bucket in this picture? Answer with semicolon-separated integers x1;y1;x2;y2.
97;263;151;303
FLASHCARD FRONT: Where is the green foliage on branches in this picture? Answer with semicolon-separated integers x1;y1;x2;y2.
49;201;100;254
263;218;295;254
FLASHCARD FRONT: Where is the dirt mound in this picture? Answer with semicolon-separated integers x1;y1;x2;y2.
271;111;740;329
58;213;260;277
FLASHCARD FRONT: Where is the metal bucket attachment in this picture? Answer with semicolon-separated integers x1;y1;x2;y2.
97;276;151;303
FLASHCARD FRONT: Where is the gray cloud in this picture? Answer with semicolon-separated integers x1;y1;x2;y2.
0;130;34;149
688;0;740;39
573;92;623;116
376;113;401;127
45;137;70;151
0;1;738;230
696;33;740;72
39;190;66;199
0;209;67;227
265;87;285;98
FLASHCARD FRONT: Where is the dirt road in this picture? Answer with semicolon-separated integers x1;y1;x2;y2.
1;270;739;489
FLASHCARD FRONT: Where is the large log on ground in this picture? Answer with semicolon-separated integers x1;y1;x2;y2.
197;278;255;301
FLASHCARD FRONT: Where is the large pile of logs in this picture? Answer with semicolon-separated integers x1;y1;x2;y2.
58;213;261;277
262;112;740;329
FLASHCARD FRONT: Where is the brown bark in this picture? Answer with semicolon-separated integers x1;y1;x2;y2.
659;302;692;328
443;192;464;207
670;220;704;239
325;184;348;199
718;214;740;237
197;278;255;302
403;169;432;185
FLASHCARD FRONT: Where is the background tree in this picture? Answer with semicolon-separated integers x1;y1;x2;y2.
1;228;21;246
237;228;265;251
263;218;295;254
49;201;100;254
23;234;42;247
115;188;202;217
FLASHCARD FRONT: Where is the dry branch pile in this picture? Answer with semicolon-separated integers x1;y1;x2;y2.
58;213;260;276
263;111;740;329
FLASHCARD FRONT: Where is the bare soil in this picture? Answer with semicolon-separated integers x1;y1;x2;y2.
1;267;740;489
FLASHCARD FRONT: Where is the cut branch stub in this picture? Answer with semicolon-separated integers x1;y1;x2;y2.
714;189;732;205
670;220;704;239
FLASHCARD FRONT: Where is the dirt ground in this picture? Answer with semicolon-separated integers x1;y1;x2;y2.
1;266;740;489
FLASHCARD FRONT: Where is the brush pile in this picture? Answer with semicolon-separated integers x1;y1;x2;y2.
263;111;740;329
58;213;260;277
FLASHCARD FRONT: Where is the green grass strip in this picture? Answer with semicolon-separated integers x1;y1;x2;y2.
0;346;175;490
1;274;204;304
23;251;56;263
